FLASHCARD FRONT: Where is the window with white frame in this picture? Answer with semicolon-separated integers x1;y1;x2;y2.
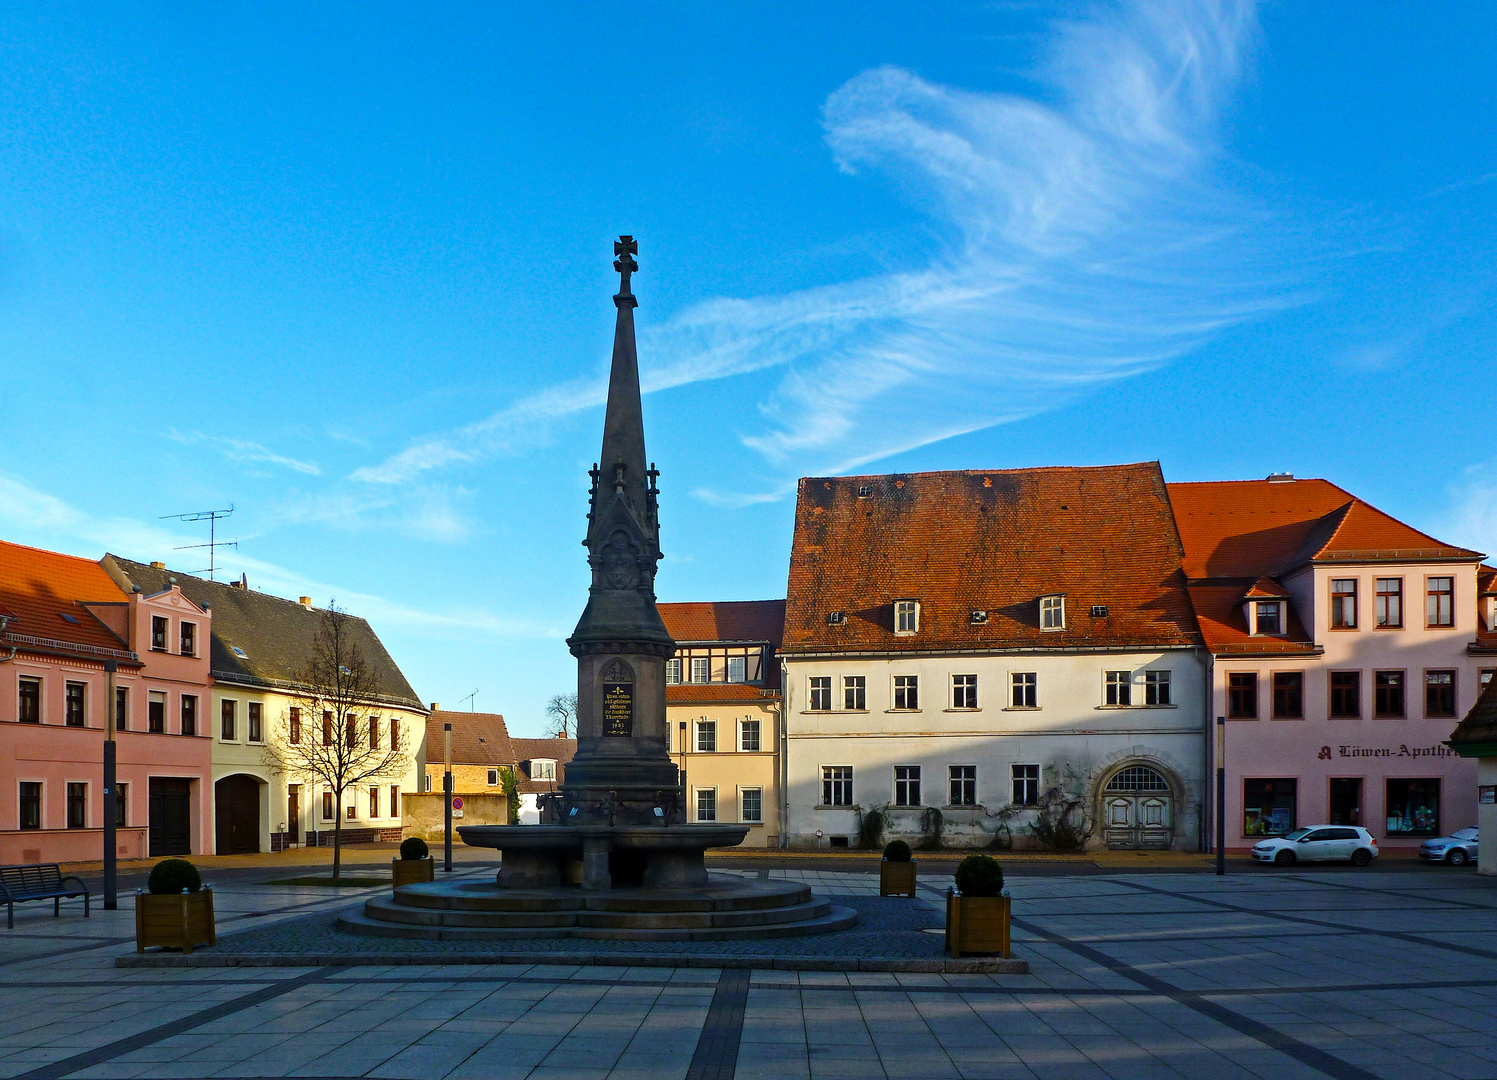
949;765;976;806
894;765;921;807
1040;594;1065;630
894;600;919;635
893;675;919;710
532;759;557;780
809;677;832;711
1144;670;1171;706
1011;672;1037;708
844;676;865;710
740;787;763;823
369;786;380;818
695;720;716;753
696;788;717;822
822;766;852;806
487;769;499;786
727;656;746;684
1012;764;1039;806
952;674;977;709
666;658;681;684
1105;671;1132;706
690;657;710;683
739;719;761;752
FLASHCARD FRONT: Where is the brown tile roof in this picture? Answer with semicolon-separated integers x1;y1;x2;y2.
658;600;785;645
1167;479;1482;580
510;737;576;794
426;710;513;767
667;683;780;704
0;539;139;662
1184;583;1318;656
783;464;1201;655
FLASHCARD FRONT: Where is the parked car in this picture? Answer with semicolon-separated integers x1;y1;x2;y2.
1252;826;1378;866
1418;828;1478;866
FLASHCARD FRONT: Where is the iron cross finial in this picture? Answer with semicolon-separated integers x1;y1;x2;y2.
613;235;638;295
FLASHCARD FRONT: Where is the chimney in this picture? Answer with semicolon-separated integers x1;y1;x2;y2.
430;702;441;712
299;597;313;609
1267;472;1294;483
150;561;165;569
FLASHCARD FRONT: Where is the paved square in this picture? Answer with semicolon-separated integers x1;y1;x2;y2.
0;866;1492;1079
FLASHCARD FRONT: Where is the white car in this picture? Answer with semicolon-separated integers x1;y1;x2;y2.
1252;826;1378;866
1419;828;1478;866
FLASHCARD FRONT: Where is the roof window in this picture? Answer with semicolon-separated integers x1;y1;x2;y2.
1090;605;1109;618
826;611;846;626
969;610;988;625
856;484;873;498
230;645;249;659
894;600;919;636
59;612;80;625
1040;594;1065;631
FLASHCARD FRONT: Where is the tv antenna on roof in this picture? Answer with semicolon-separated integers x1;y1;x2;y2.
457;688;479;712
161;505;238;580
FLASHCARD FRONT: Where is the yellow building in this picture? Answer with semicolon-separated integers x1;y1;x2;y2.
660;600;784;847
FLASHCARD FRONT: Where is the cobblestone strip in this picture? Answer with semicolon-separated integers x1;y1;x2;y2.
10;967;335;1080
686;967;750;1080
1010;914;1381;1080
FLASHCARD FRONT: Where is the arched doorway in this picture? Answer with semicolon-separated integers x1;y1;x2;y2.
1100;764;1174;849
215;775;262;855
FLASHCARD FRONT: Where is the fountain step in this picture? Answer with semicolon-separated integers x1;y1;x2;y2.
363;895;832;931
337;902;859;942
392;877;811;914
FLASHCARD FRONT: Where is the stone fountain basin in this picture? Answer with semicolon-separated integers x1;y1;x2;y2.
459;824;749;889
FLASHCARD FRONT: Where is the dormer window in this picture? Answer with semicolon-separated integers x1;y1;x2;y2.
665;659;681;684
969;610;988;625
1254;601;1283;636
532;759;556;780
857;484;873;498
894;600;919;636
1040;595;1065;631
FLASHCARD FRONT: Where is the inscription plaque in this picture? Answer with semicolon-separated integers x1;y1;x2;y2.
602;683;634;737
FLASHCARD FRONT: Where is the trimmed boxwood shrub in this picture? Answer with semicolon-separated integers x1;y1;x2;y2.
399;836;430;861
148;859;202;895
883;840;912;863
954;854;1004;897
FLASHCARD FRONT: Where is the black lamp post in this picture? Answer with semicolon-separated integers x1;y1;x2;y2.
103;660;118;909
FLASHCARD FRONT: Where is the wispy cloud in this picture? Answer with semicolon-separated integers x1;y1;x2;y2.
1442;462;1497;561
167;430;321;476
353;0;1284;499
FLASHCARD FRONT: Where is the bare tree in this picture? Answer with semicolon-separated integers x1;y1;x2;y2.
263;602;410;881
545;692;579;739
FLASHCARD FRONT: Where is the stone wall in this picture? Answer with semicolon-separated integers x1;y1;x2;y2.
400;792;509;840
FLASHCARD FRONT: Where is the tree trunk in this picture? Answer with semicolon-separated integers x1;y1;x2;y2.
332;792;343;881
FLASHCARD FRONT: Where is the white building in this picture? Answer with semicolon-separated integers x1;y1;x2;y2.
780;464;1208;852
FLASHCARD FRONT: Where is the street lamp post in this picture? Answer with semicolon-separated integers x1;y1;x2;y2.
443;722;453;872
103;660;118;910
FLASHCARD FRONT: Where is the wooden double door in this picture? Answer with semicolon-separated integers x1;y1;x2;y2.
1101;765;1174;849
148;778;192;857
215;775;262;855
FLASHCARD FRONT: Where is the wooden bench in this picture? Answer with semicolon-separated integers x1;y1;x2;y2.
0;864;90;929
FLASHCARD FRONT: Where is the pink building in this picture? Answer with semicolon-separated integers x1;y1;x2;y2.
0;541;213;863
1169;477;1489;854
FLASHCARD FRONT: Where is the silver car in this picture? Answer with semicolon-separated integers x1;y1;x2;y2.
1419;827;1478;866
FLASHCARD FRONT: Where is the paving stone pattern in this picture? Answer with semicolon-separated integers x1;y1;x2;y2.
0;867;1492;1079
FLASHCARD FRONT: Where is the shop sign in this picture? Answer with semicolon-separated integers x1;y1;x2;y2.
1317;744;1457;761
1480;786;1496;805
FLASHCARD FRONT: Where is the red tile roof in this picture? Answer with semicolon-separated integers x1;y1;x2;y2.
783;464;1201;654
1184;583;1317;655
425;710;513;767
0;538;138;661
657;600;785;645
1167;479;1482;580
1242;577;1291;599
667;683;779;704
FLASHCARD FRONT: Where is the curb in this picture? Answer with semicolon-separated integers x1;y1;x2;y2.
114;950;1028;974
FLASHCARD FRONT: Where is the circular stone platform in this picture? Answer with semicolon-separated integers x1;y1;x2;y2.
340;874;858;942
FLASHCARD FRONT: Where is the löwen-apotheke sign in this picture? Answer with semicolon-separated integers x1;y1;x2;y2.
1316;743;1457;761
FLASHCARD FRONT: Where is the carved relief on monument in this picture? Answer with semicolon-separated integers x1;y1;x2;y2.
600;658;635;737
601;531;639;590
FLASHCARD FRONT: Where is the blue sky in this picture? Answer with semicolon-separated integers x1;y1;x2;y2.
2;2;1494;736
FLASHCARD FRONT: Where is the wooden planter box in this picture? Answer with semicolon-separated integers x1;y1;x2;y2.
136;888;215;954
879;859;917;897
945;891;1010;958
392;857;435;888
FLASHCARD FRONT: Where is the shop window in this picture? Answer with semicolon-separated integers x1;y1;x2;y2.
740;788;762;823
843;676;865;710
894;765;921;807
18;783;40;830
1011;672;1037;708
822;766;852;807
64;682;85;727
66;783;86;829
1272;672;1303;719
1374;671;1405;718
893;675;919;710
808;677;832;711
181;695;197;737
1375;579;1403;628
1227;672;1257;718
696;788;717;822
951;674;977;709
1331;579;1357;628
1329;672;1360;718
1243;778;1296;836
1105;671;1132;707
1425;671;1456;718
148;692;166;734
1145;670;1171;706
739;719;760;752
949;765;976;806
1386;779;1439;835
1011;764;1039;806
18;678;40;724
1426;577;1454;628
696;720;716;753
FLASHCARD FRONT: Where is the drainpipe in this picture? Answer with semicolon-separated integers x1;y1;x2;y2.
1202;652;1213;853
0;615;15;663
780;658;790;851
